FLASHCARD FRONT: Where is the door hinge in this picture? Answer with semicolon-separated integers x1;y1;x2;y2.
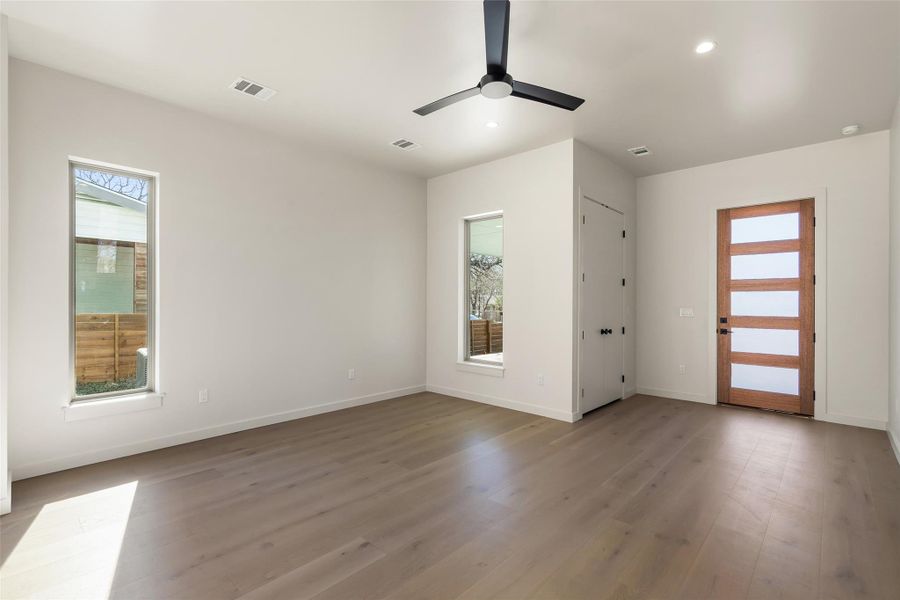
582;273;585;282
813;217;816;227
581;388;584;397
582;215;585;224
813;332;816;343
813;390;816;401
622;278;626;286
622;230;626;238
622;326;625;334
813;274;816;285
621;375;625;383
581;330;585;340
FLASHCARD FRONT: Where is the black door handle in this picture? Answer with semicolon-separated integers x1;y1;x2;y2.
719;328;730;335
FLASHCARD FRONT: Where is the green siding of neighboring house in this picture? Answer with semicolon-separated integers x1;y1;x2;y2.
75;242;135;313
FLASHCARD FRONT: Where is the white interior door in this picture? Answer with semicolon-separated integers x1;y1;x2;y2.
579;196;625;414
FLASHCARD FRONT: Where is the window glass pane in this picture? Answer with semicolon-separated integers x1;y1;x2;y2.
732;364;799;395
731;213;799;244
731;328;799;356
731;252;798;280
73;166;151;397
731;291;798;317
467;216;503;365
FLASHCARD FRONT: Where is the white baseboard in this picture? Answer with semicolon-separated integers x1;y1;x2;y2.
625;387;637;399
12;384;426;481
425;384;577;423
816;412;887;431
889;428;900;466
1;472;10;515
635;386;712;405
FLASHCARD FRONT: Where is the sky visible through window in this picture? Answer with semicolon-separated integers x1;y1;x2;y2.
74;167;149;203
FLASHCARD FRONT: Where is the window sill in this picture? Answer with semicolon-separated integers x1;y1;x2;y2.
64;392;164;422
456;361;505;377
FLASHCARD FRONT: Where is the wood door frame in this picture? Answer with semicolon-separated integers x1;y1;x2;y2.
573;190;627;418
705;189;827;420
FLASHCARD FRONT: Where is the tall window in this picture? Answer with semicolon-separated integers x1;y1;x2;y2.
71;162;154;400
465;215;503;365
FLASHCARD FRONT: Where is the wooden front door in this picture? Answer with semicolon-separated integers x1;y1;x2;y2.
717;199;814;415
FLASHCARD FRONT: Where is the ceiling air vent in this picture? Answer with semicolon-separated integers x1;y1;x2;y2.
627;146;651;157
391;139;421;151
230;78;277;101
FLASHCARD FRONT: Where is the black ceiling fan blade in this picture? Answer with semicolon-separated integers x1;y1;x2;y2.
511;80;585;111
483;0;510;75
413;87;481;116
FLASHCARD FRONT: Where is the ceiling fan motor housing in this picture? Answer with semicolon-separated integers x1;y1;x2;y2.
479;73;514;99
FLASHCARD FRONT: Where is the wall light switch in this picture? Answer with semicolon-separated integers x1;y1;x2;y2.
537;374;544;386
348;368;356;380
679;365;686;375
679;308;695;318
199;389;209;404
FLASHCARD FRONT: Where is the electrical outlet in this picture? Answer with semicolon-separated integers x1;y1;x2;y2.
537;374;544;386
348;368;356;380
199;388;209;404
679;365;686;375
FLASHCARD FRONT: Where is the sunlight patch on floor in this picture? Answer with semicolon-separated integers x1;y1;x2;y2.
0;481;138;600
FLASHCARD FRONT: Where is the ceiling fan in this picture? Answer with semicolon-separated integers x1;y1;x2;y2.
413;0;585;116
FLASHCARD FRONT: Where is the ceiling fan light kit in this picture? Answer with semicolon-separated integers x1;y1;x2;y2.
414;0;585;116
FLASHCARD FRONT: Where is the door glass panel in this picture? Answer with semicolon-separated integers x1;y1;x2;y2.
731;328;799;356
731;213;799;243
731;364;799;395
731;252;798;280
731;291;798;317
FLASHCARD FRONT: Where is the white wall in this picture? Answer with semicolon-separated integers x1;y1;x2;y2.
0;15;10;513
426;140;575;420
8;60;426;479
637;132;891;430
426;139;636;421
573;141;637;399
889;97;900;456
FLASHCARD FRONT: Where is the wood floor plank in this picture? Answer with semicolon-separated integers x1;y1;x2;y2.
237;537;386;600
1;393;898;600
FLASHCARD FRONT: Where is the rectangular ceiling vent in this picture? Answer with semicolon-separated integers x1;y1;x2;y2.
391;139;421;151
627;146;651;157
230;77;277;101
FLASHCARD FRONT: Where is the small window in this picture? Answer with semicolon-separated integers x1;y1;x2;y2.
71;162;155;400
465;215;503;365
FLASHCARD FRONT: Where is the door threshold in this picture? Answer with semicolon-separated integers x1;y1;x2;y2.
717;402;812;419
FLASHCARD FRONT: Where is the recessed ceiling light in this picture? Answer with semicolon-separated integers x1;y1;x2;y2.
695;40;717;54
485;121;500;128
841;124;860;136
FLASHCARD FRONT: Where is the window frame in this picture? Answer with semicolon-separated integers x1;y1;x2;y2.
463;213;504;367
69;159;157;403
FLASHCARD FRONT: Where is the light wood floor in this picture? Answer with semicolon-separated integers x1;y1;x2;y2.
2;393;899;600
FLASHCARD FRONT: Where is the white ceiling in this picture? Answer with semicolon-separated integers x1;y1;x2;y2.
3;1;899;178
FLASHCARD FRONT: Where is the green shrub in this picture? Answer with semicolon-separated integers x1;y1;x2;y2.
76;377;139;396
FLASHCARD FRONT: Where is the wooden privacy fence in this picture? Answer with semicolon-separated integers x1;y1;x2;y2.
470;319;503;356
75;313;147;383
